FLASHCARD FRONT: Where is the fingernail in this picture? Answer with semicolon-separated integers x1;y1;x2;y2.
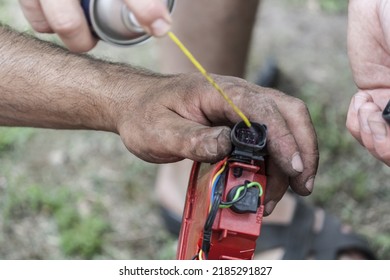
354;94;368;111
305;176;315;193
292;152;304;173
151;18;171;37
264;200;277;216
368;120;388;141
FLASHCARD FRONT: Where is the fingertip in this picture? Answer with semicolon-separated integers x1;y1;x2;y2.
304;176;315;194
202;127;231;162
216;127;232;155
264;200;277;216
67;38;98;53
150;18;171;37
367;113;390;163
267;137;302;177
124;0;172;37
291;152;304;173
289;153;318;196
347;92;373;136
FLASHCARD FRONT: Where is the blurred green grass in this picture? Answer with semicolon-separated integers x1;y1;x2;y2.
292;0;348;13
0;128;35;152
2;184;109;258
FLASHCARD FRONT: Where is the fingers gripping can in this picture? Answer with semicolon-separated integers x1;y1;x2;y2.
81;0;175;46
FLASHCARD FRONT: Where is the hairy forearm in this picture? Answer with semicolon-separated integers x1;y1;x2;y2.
0;24;160;132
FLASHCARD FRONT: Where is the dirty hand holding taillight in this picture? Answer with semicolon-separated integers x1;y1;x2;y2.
115;73;319;214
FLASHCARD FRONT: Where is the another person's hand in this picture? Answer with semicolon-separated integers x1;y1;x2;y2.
347;0;390;166
19;0;172;52
346;92;390;166
114;73;319;214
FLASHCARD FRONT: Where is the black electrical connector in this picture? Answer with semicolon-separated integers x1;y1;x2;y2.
230;121;267;161
226;184;260;214
383;100;390;125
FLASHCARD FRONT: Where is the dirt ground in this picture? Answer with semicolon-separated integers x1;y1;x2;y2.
0;0;389;260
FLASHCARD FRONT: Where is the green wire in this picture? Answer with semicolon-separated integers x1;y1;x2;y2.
219;182;263;209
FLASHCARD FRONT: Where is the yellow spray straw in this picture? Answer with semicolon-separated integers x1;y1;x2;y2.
167;31;252;128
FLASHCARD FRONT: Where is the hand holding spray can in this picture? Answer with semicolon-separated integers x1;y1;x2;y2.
81;0;175;46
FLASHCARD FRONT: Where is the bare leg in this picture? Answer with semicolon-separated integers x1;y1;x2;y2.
157;0;260;76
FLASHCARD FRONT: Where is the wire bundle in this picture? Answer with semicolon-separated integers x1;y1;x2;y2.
192;162;264;260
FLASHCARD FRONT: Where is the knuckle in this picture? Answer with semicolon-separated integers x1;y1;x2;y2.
290;97;308;113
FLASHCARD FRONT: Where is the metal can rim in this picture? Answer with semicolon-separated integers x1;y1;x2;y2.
88;0;175;47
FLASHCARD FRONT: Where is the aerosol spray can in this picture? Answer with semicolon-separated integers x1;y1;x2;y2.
81;0;175;46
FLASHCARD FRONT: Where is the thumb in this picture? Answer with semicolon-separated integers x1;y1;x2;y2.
159;122;232;163
119;110;232;164
189;127;232;162
346;91;373;143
